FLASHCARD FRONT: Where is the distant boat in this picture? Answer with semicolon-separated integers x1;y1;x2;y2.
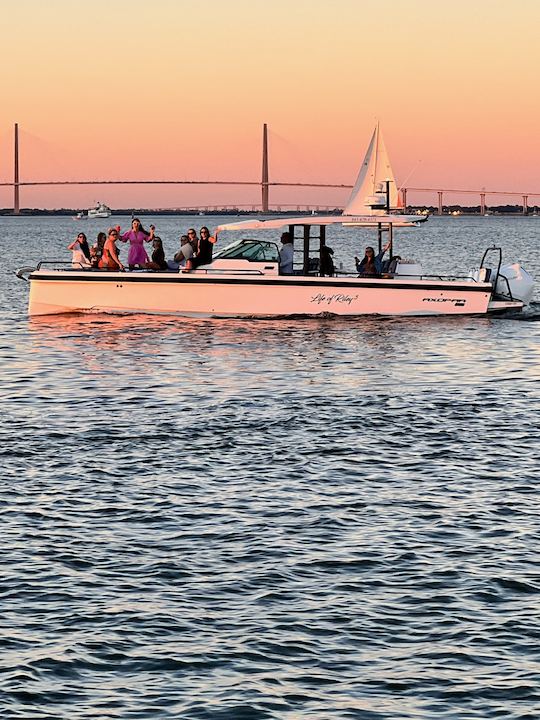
73;202;112;220
87;202;112;219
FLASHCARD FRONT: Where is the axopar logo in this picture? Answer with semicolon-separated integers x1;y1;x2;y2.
423;298;466;307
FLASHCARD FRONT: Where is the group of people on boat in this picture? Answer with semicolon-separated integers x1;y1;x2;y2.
67;220;217;273
68;220;397;278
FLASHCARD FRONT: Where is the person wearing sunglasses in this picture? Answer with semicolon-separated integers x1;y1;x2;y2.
67;232;92;269
98;228;124;271
185;228;198;251
170;234;194;269
183;226;216;272
118;218;155;269
355;240;390;277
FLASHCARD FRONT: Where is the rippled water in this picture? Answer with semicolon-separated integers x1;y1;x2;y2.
1;216;540;719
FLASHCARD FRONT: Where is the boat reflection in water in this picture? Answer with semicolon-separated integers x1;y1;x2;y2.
27;309;510;390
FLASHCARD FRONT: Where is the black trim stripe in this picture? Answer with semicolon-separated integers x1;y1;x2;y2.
29;272;491;294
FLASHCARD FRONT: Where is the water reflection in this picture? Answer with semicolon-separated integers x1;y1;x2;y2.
4;218;540;720
23;311;540;398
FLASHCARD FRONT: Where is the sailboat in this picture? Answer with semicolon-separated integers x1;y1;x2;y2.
343;122;400;216
17;124;535;317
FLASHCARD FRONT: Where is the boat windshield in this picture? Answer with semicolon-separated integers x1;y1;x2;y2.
214;239;279;263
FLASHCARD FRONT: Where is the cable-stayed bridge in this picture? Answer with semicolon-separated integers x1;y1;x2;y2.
2;124;540;214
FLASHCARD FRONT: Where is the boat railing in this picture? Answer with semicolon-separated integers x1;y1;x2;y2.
37;260;85;270
32;261;271;277
191;268;268;276
493;274;514;301
335;271;489;283
404;273;483;282
479;246;514;300
21;263;498;286
15;266;36;282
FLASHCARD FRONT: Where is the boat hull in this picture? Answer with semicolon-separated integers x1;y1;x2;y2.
26;269;508;317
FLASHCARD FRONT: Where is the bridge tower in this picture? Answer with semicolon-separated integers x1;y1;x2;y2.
437;191;443;216
480;193;486;215
14;123;20;215
262;123;269;212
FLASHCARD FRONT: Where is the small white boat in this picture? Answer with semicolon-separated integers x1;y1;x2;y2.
16;126;535;318
87;202;112;219
72;202;112;220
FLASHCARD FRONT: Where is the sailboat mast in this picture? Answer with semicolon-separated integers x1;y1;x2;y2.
373;122;380;197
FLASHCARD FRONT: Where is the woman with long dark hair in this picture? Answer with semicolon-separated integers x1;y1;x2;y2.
183;226;216;272
355;241;390;277
90;231;107;267
118;218;155;269
144;237;168;271
67;232;91;268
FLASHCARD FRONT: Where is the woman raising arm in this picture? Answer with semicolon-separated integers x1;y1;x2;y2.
118;218;155;269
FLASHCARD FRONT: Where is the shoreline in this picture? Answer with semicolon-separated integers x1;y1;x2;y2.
1;209;538;218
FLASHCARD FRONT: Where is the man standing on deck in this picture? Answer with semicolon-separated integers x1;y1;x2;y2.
279;232;294;275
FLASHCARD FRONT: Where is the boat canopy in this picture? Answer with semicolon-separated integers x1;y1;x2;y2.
215;213;425;234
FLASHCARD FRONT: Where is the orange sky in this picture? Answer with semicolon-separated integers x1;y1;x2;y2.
1;0;539;209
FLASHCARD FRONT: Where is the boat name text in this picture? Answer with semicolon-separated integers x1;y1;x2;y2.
311;293;359;306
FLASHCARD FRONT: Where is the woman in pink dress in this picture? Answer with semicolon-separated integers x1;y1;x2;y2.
119;218;155;269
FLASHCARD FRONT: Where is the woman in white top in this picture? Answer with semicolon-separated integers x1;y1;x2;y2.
67;232;92;268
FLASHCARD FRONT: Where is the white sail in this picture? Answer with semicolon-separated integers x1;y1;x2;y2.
343;123;399;216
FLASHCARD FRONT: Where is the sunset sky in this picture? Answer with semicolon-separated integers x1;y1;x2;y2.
1;0;539;209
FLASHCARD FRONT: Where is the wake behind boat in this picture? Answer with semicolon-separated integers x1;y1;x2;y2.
18;126;535;318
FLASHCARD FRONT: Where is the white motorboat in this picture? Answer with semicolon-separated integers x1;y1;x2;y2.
16;127;534;318
88;202;112;218
72;202;112;220
87;202;112;219
16;212;534;317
